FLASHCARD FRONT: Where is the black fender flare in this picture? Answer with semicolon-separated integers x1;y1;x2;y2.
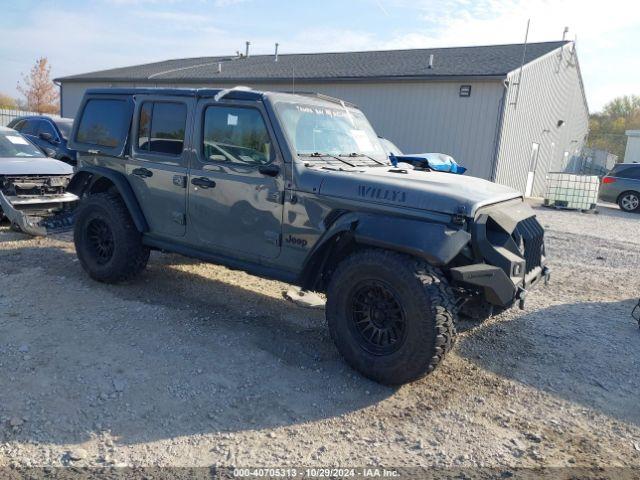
298;211;471;289
68;166;149;233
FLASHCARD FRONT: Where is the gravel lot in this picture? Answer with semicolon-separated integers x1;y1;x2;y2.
0;201;639;472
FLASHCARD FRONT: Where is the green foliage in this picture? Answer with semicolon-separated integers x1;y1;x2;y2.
0;93;17;109
588;95;640;161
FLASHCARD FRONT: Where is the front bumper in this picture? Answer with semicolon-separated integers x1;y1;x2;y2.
450;199;548;308
450;263;549;308
0;191;77;236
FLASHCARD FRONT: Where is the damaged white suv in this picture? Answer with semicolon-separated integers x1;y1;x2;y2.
0;126;77;235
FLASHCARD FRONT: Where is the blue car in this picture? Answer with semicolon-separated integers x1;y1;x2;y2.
7;115;76;166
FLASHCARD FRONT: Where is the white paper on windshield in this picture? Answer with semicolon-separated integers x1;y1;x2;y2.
227;114;238;126
351;130;374;152
7;135;29;145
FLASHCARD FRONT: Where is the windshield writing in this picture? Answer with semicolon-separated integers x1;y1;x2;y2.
275;101;386;160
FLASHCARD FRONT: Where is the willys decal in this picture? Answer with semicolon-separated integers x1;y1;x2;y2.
358;185;407;203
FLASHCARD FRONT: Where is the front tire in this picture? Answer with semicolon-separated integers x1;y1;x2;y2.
74;192;150;283
326;249;456;385
618;191;640;212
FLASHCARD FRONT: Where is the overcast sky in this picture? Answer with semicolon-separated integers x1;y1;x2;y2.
1;0;637;112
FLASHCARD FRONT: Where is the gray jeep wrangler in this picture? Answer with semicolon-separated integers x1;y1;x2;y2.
67;87;548;385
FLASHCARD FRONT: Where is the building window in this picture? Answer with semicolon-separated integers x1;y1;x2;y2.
459;85;472;97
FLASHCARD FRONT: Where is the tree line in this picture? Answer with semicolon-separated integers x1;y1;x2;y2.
588;95;640;162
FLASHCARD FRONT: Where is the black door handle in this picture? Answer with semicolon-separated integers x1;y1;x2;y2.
191;177;216;189
132;167;153;178
258;164;280;177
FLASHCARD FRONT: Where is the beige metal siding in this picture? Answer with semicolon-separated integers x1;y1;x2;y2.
494;43;589;196
624;132;640;163
61;79;504;179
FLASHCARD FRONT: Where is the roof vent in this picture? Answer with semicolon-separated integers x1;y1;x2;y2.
428;54;434;69
275;43;279;62
217;62;222;74
245;41;251;58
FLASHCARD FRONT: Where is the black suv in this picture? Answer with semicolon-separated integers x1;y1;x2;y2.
66;87;549;385
8;116;76;166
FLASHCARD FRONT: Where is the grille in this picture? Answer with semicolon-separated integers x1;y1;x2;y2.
1;175;69;197
514;216;544;274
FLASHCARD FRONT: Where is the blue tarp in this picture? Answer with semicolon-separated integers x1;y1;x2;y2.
390;153;467;174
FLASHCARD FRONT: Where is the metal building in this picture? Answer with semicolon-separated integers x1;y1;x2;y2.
55;40;588;196
624;130;640;163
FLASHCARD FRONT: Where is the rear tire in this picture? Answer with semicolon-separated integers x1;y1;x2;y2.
326;249;456;385
74;192;149;283
618;191;640;212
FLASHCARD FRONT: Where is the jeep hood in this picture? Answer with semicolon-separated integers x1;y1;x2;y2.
314;167;523;216
0;157;73;176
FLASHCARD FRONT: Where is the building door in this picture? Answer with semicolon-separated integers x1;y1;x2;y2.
525;143;540;197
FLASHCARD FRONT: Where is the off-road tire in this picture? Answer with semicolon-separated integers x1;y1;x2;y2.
326;249;456;385
617;191;640;212
74;192;149;283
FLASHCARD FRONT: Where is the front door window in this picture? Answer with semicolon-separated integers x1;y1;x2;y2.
202;106;273;166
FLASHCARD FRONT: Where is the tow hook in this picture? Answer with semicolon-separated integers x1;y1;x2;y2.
517;287;527;310
542;266;551;285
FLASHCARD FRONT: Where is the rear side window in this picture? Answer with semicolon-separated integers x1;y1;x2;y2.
612;165;640;179
11;120;26;132
21;120;38;136
76;99;128;148
137;101;187;156
202;106;273;165
37;120;58;139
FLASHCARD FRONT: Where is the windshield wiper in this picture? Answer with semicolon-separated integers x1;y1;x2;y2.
298;152;356;168
338;152;387;166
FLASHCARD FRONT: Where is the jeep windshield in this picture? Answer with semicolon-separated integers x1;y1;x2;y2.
274;99;388;166
0;131;45;158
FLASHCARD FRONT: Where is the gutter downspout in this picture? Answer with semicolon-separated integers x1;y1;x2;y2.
54;80;63;117
490;79;509;183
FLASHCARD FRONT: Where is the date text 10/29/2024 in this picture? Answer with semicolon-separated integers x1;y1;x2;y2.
233;468;400;478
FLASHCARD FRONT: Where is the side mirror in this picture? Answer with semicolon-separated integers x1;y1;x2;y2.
43;148;56;158
258;164;280;177
39;132;54;143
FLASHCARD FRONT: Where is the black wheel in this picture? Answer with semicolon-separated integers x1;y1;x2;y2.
326;249;456;385
74;192;150;283
617;191;640;212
